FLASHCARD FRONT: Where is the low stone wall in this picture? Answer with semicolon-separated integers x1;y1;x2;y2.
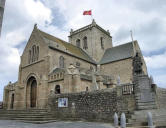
48;86;136;122
117;85;136;113
157;87;166;109
49;88;117;122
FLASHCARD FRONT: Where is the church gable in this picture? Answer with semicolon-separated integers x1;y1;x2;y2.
21;25;49;67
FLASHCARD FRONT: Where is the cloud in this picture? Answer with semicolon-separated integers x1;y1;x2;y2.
24;0;53;26
0;0;55;100
145;52;166;69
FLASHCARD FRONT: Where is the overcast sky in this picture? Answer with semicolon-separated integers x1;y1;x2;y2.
0;0;166;100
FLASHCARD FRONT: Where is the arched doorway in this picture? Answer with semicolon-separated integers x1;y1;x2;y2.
10;93;14;109
55;85;60;94
30;80;37;107
27;76;37;108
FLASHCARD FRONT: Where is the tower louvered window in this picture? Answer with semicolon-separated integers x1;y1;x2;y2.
83;36;88;50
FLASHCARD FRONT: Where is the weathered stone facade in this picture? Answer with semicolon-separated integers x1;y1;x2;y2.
3;20;150;111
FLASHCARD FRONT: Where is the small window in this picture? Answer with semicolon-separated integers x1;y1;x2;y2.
28;50;31;64
57;74;59;79
76;39;80;48
86;87;89;91
83;36;88;50
100;37;104;49
36;46;39;60
55;85;60;94
32;45;36;62
59;56;65;68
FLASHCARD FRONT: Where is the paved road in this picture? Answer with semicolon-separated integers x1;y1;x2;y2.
0;120;114;128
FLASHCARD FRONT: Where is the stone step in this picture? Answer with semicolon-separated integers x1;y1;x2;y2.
0;109;48;111
22;120;57;124
0;109;56;123
0;115;53;119
0;110;48;113
136;105;157;109
0;117;56;121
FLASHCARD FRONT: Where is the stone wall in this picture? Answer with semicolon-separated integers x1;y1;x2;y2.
101;58;133;84
156;87;166;109
116;85;136;113
48;86;135;122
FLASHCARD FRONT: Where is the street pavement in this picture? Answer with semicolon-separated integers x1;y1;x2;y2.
0;120;114;128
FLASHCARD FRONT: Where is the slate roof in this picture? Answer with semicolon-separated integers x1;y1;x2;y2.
38;29;96;64
80;74;92;81
51;68;65;74
99;41;135;64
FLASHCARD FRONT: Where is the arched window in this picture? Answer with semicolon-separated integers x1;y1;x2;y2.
59;56;64;68
29;45;39;63
32;45;36;62
76;39;80;48
36;46;39;60
55;85;60;94
28;50;31;64
100;37;104;49
83;36;88;50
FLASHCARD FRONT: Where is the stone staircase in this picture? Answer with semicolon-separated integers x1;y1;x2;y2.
0;109;56;123
128;109;166;127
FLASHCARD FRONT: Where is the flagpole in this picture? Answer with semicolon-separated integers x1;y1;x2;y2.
130;30;136;56
91;9;93;21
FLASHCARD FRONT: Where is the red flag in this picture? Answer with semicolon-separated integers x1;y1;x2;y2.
83;10;92;15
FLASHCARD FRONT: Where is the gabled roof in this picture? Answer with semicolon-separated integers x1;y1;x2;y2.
38;29;96;64
99;41;136;64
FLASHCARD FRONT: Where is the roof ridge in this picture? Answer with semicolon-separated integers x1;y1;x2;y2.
106;40;137;51
38;29;68;44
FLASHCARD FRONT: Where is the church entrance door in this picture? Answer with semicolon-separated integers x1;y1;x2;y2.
30;80;37;108
10;93;14;109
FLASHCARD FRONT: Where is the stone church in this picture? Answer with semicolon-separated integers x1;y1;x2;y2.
3;19;148;110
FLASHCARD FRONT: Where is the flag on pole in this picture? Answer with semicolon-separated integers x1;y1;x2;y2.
83;10;92;15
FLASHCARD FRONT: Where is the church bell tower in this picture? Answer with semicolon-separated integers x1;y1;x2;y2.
68;19;113;62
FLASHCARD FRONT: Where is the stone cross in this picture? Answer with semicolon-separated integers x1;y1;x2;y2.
114;112;119;128
120;113;126;128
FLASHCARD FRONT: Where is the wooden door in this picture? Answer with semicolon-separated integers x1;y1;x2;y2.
31;80;37;108
10;94;14;109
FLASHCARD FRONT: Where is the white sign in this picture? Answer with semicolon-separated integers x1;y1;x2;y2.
58;98;68;107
